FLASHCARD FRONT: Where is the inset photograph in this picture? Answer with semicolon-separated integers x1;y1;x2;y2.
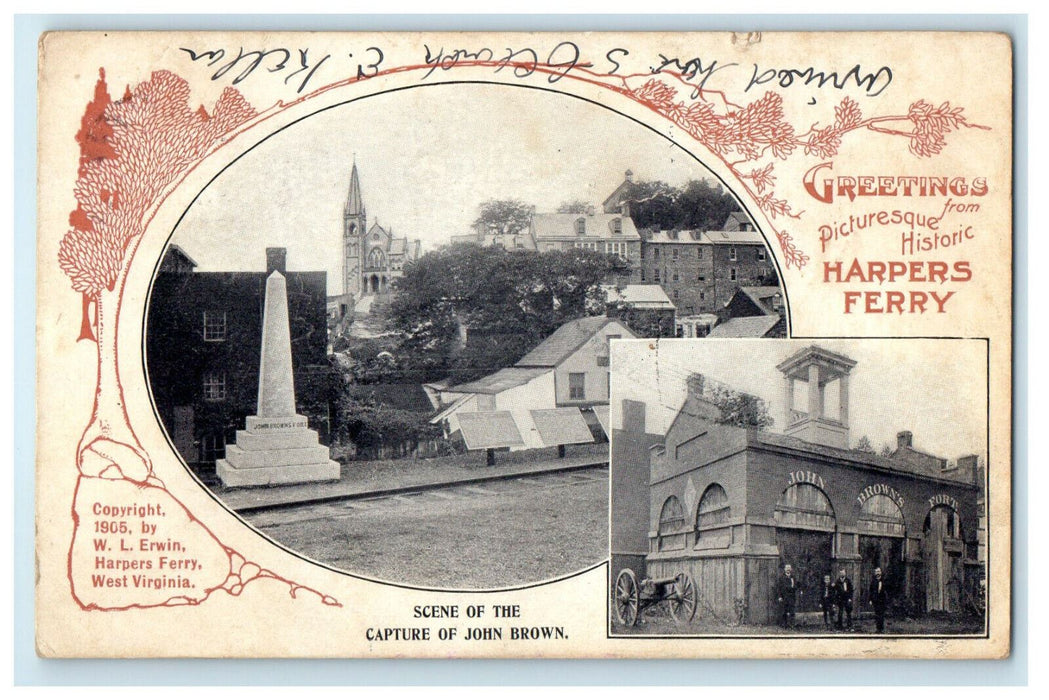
609;339;987;636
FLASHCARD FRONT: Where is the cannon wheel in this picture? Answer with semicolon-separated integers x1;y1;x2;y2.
669;573;697;625
613;569;640;626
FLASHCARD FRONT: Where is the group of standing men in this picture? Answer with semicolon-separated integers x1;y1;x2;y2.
777;565;890;632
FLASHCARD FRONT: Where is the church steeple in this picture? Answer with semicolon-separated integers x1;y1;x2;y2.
342;159;368;297
344;159;365;218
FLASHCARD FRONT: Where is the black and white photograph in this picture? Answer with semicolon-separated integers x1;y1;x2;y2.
609;338;988;636
142;83;782;590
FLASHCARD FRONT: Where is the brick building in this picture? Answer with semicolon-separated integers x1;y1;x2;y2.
637;225;777;316
612;345;984;626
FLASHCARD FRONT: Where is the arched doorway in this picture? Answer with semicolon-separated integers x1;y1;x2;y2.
923;502;964;612
856;492;906;613
774;482;836;612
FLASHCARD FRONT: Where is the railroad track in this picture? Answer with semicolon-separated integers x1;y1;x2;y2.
245;464;609;530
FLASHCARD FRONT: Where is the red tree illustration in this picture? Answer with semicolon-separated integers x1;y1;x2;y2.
623;79;988;269
58;69;258;483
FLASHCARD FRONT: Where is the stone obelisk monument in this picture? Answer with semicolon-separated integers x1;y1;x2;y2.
216;270;340;487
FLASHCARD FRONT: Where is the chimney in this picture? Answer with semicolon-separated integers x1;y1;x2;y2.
266;247;287;275
587;205;596;217
897;431;913;450
625;169;634;183
621;399;646;433
687;373;705;399
956;454;980;485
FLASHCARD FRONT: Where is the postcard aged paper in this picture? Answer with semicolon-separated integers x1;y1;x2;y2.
35;30;1012;658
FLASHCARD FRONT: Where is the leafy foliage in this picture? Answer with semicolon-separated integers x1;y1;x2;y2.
471;199;534;236
336;393;441;459
709;386;774;430
622;177;740;233
605;302;676;339
556;200;591;214
387;243;629;383
854;435;876;453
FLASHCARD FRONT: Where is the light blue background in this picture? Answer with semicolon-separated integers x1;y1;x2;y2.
14;13;1028;686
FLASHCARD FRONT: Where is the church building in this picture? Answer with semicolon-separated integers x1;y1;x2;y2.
341;162;422;297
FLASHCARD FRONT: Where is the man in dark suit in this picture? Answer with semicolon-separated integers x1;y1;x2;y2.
868;566;890;633
819;574;835;628
834;568;854;630
776;564;799;628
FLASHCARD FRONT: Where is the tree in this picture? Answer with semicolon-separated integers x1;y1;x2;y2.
880;444;895;458
472;199;533;236
58;69;257;482
625;177;743;232
388;243;629;383
557;200;591;214
709;386;774;430
854;435;876;453
605;302;676;338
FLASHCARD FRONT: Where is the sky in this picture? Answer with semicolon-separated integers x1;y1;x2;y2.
611;338;987;461
170;82;726;293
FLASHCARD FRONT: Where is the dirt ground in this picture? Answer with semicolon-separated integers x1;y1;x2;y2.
612;605;986;637
245;468;609;589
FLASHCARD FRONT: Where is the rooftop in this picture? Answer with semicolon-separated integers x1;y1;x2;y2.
605;284;675;309
449;366;550;395
531;213;640;241
707;315;781;338
755;431;974;486
516;316;624;367
733;286;784;315
701;230;768;245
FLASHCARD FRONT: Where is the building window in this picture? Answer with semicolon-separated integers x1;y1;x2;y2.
672;272;680;282
758;248;767;260
672;248;679;260
612;218;622;235
700;291;705;300
658;496;686;551
368;247;386;268
203;311;227;342
673;290;679;299
568;372;586;400
696;484;731;538
730;268;737;281
729;247;737;261
640;269;646;281
605;241;627;256
574;241;598;251
203;372;227;401
575;218;586;236
654;269;661;281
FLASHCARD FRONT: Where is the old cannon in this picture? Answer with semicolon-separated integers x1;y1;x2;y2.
613;568;697;626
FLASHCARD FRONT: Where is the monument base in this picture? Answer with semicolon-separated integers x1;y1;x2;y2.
216;414;341;488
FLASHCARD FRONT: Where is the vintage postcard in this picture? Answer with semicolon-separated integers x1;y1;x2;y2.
35;30;1012;658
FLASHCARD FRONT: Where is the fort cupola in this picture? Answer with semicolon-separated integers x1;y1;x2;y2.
775;345;857;449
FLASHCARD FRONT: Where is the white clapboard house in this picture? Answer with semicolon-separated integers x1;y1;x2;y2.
431;316;634;452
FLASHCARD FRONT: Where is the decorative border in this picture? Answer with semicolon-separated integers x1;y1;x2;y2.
57;56;986;611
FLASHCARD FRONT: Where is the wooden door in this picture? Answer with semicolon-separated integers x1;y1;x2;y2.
776;528;832;612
